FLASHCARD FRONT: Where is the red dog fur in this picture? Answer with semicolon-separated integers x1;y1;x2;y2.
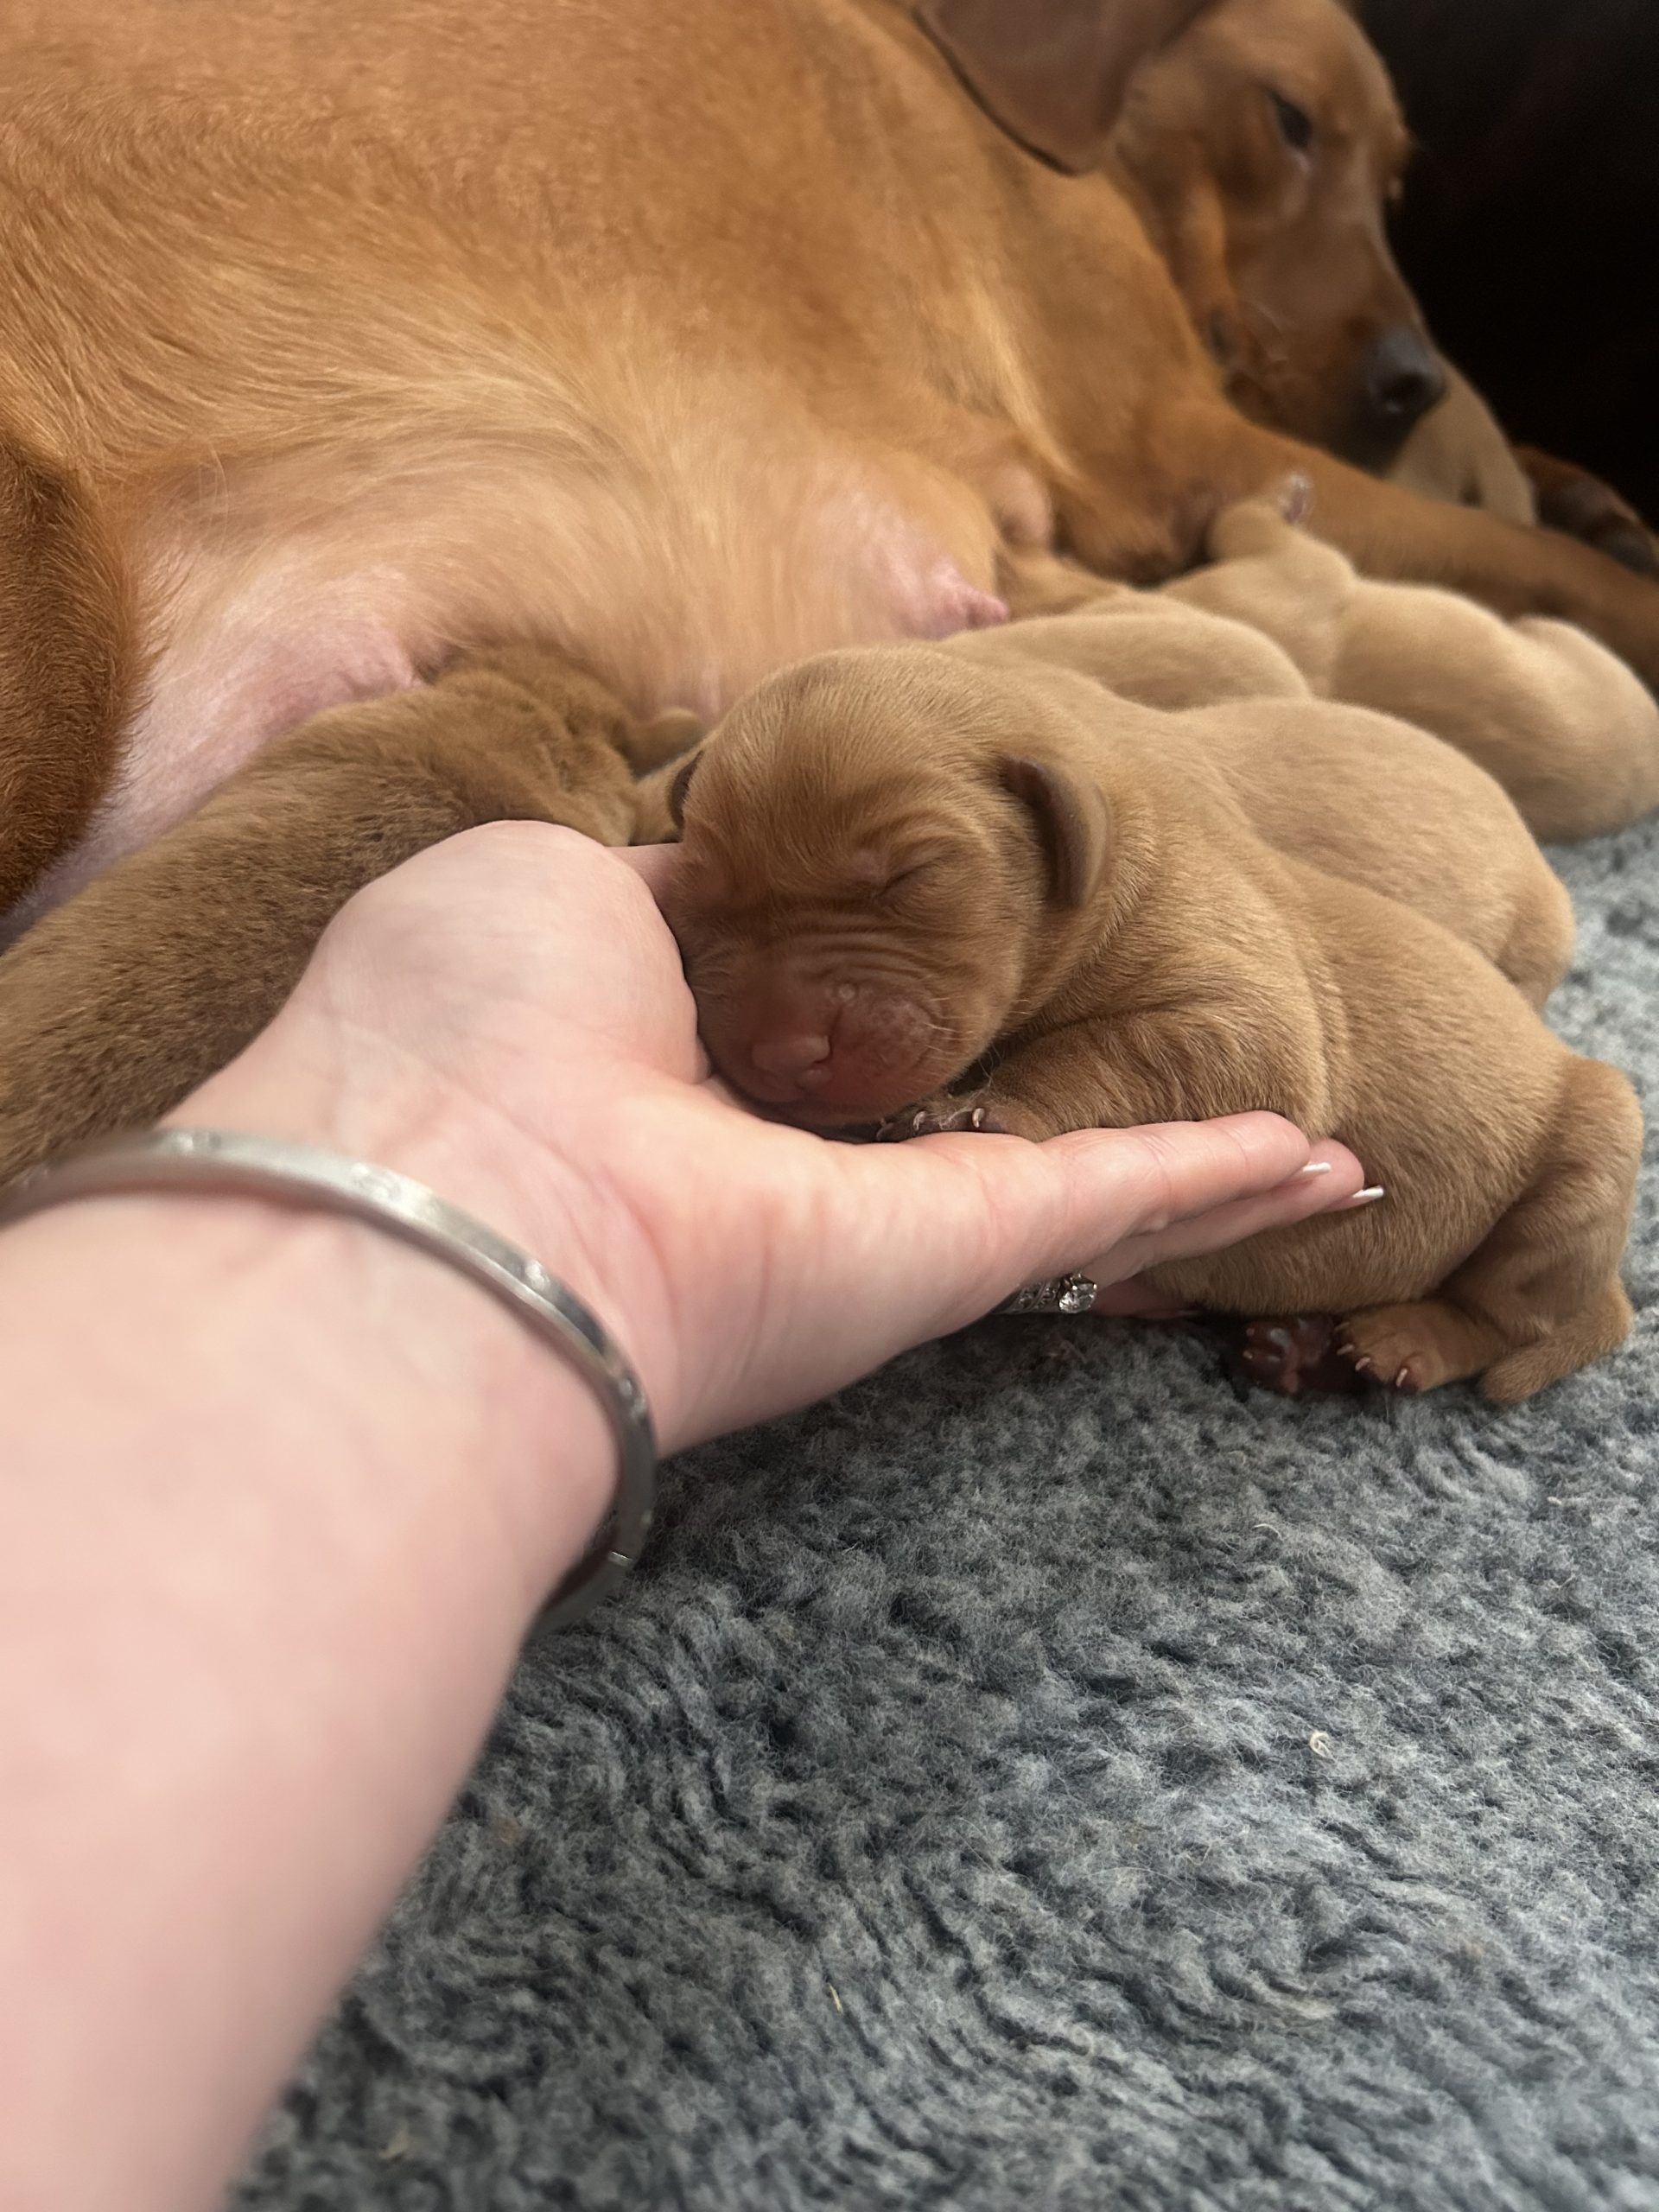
2;0;1658;1179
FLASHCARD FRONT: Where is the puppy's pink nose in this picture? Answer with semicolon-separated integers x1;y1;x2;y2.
749;1032;833;1085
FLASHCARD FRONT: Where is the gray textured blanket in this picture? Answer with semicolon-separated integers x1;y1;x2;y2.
238;815;1659;2212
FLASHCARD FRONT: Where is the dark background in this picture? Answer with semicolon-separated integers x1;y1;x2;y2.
1363;0;1659;518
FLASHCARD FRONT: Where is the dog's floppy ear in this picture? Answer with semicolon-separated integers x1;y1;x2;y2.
1000;753;1109;906
915;0;1218;174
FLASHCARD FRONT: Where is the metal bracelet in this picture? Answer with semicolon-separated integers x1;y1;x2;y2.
0;1128;656;1635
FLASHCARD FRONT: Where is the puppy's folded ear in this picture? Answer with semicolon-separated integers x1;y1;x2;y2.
666;747;702;833
622;706;706;775
915;0;1218;173
629;743;704;845
1000;753;1109;906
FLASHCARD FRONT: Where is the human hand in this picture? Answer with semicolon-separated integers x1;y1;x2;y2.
203;823;1369;1454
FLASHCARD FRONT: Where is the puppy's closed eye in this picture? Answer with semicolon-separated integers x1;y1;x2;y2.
876;856;941;898
849;842;949;901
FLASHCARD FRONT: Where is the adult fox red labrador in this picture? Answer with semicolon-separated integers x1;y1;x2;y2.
2;0;1658;1177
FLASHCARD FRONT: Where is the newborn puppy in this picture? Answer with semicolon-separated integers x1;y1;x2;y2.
0;645;702;1183
1384;363;1536;525
1164;495;1659;841
1383;364;1657;578
667;642;1638;1402
972;590;1313;714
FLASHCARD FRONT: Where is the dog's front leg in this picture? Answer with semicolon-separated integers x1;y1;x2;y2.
0;648;690;1181
1052;394;1659;694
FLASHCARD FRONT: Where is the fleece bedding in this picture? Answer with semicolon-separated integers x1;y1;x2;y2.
238;812;1659;2212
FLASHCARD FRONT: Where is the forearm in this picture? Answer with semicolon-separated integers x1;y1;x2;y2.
0;1017;619;2212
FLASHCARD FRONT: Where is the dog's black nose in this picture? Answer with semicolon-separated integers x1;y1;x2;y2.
1361;326;1447;432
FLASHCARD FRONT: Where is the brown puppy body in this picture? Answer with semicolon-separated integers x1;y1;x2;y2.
945;588;1309;712
668;639;1636;1402
0;649;697;1184
1165;501;1659;840
951;627;1574;1008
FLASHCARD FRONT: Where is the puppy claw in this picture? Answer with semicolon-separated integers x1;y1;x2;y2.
1276;471;1315;526
876;1101;1007;1141
1340;1319;1433;1395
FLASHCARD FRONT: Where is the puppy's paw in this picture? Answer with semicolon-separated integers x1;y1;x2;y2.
875;1098;1008;1141
1230;1314;1367;1397
1336;1305;1456;1394
1205;489;1306;564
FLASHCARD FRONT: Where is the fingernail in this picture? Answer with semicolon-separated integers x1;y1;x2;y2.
1294;1161;1334;1179
1334;1184;1386;1210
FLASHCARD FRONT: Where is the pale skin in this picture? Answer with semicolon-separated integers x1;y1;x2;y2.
0;825;1370;2212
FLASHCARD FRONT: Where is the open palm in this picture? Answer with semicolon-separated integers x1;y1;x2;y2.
286;823;1366;1451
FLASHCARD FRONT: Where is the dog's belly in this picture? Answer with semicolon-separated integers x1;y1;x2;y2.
8;433;1011;932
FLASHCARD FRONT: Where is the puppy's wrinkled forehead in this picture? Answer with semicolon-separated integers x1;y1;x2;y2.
721;646;1014;779
683;646;1014;880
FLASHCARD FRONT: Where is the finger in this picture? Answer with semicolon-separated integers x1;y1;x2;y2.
1077;1137;1370;1284
1021;1112;1349;1291
665;1113;1343;1448
613;843;681;900
822;1112;1332;1347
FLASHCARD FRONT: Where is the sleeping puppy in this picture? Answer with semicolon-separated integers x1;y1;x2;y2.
980;489;1659;842
0;645;701;1183
664;637;1639;1402
1163;494;1659;840
1377;362;1658;580
1384;363;1536;525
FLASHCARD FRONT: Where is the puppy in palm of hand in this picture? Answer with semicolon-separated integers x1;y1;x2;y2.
665;639;1640;1402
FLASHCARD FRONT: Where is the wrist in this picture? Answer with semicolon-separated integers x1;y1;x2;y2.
168;988;689;1459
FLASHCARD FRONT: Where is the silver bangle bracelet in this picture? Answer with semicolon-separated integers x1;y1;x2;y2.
0;1128;657;1635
